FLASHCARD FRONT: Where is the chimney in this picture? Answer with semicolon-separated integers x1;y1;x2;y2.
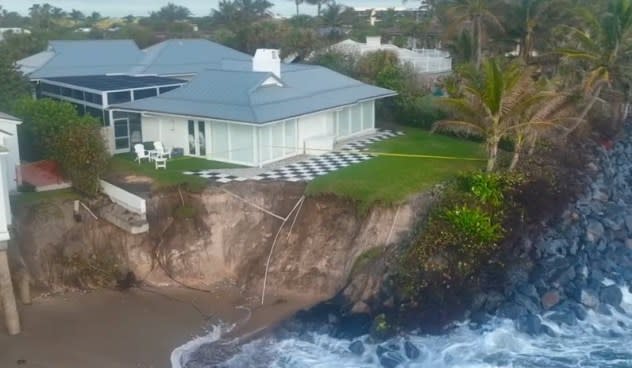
253;49;281;78
366;36;382;48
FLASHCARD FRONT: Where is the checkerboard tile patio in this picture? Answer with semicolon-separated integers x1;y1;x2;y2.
183;129;404;183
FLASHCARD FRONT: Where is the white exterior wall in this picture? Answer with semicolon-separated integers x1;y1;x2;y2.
0;119;21;192
141;115;189;154
0;152;10;238
135;99;378;167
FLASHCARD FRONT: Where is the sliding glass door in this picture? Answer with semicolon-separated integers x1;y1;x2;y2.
187;120;208;157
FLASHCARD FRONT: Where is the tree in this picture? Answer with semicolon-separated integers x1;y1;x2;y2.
446;0;504;69
503;0;568;64
558;0;632;132
291;0;304;16
0;52;31;113
306;0;328;16
150;3;191;22
69;9;85;23
14;98;108;195
321;1;346;27
434;59;566;171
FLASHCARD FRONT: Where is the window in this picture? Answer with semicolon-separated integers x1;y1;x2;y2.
85;106;104;124
107;91;131;104
61;87;72;97
40;82;60;95
188;120;195;155
133;88;158;100
198;121;206;156
84;92;103;105
71;89;84;101
159;85;179;94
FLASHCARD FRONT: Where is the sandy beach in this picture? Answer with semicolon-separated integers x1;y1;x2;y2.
0;286;316;368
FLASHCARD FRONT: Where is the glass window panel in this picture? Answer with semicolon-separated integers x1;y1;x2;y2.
352;105;362;133
133;88;158;100
362;102;373;130
188;120;196;155
114;120;128;137
211;121;229;161
271;123;284;159
159;85;179;94
71;89;84;100
129;113;142;145
230;124;253;163
61;87;72;97
259;126;272;163
107;91;131;104
115;138;129;150
284;120;296;155
198;121;206;157
84;92;103;105
85;106;104;124
337;109;350;137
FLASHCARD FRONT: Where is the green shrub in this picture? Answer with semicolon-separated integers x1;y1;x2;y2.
443;205;503;246
15;98;109;196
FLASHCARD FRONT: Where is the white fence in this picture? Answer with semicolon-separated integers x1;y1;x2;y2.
100;180;146;215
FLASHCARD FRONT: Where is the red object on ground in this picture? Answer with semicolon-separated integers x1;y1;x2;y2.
18;160;66;188
599;138;614;150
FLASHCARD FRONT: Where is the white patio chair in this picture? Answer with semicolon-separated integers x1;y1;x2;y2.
153;141;172;159
154;157;167;170
134;144;150;164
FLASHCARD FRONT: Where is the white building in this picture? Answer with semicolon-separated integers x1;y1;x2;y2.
0;28;31;42
331;36;452;74
0;113;21;193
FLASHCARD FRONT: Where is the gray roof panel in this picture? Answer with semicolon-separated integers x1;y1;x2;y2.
0;112;21;122
113;65;396;124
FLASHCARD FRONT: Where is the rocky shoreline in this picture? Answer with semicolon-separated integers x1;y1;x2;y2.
270;127;632;367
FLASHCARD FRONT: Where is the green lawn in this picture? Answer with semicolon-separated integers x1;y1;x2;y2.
306;128;486;210
106;154;242;191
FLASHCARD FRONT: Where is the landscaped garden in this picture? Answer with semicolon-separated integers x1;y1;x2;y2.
306;127;486;211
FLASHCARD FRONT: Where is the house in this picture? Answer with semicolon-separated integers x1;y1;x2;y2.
0;112;21;193
330;36;452;74
20;40;395;165
113;50;395;166
0;27;31;42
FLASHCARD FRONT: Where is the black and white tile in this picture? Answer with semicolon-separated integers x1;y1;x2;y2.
250;151;373;182
183;129;404;183
182;171;248;183
340;129;405;152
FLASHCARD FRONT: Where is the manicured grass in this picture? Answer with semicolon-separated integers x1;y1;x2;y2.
106;154;242;191
306;128;486;210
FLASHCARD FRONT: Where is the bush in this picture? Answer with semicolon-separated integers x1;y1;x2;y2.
14;98;109;196
443;205;503;246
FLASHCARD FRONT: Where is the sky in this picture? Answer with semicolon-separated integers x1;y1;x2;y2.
0;0;416;17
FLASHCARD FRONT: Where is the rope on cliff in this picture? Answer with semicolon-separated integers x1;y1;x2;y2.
220;188;286;221
261;195;305;305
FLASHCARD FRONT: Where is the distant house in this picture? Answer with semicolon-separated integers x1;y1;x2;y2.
19;39;396;165
0;27;31;42
0;112;21;194
330;36;452;75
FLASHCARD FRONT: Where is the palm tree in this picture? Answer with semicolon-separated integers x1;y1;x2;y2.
558;0;632;133
306;0;328;16
321;1;345;28
291;0;304;16
434;59;567;171
446;0;504;69
504;0;566;64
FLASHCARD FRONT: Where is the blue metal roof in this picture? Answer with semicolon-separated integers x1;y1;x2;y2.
27;39;252;79
113;65;397;124
41;75;185;92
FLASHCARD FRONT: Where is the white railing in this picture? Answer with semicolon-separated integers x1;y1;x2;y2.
100;180;146;215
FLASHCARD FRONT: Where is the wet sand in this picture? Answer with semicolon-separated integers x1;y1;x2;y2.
0;287;316;368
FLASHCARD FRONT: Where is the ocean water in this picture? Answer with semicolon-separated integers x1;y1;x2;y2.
172;286;632;368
